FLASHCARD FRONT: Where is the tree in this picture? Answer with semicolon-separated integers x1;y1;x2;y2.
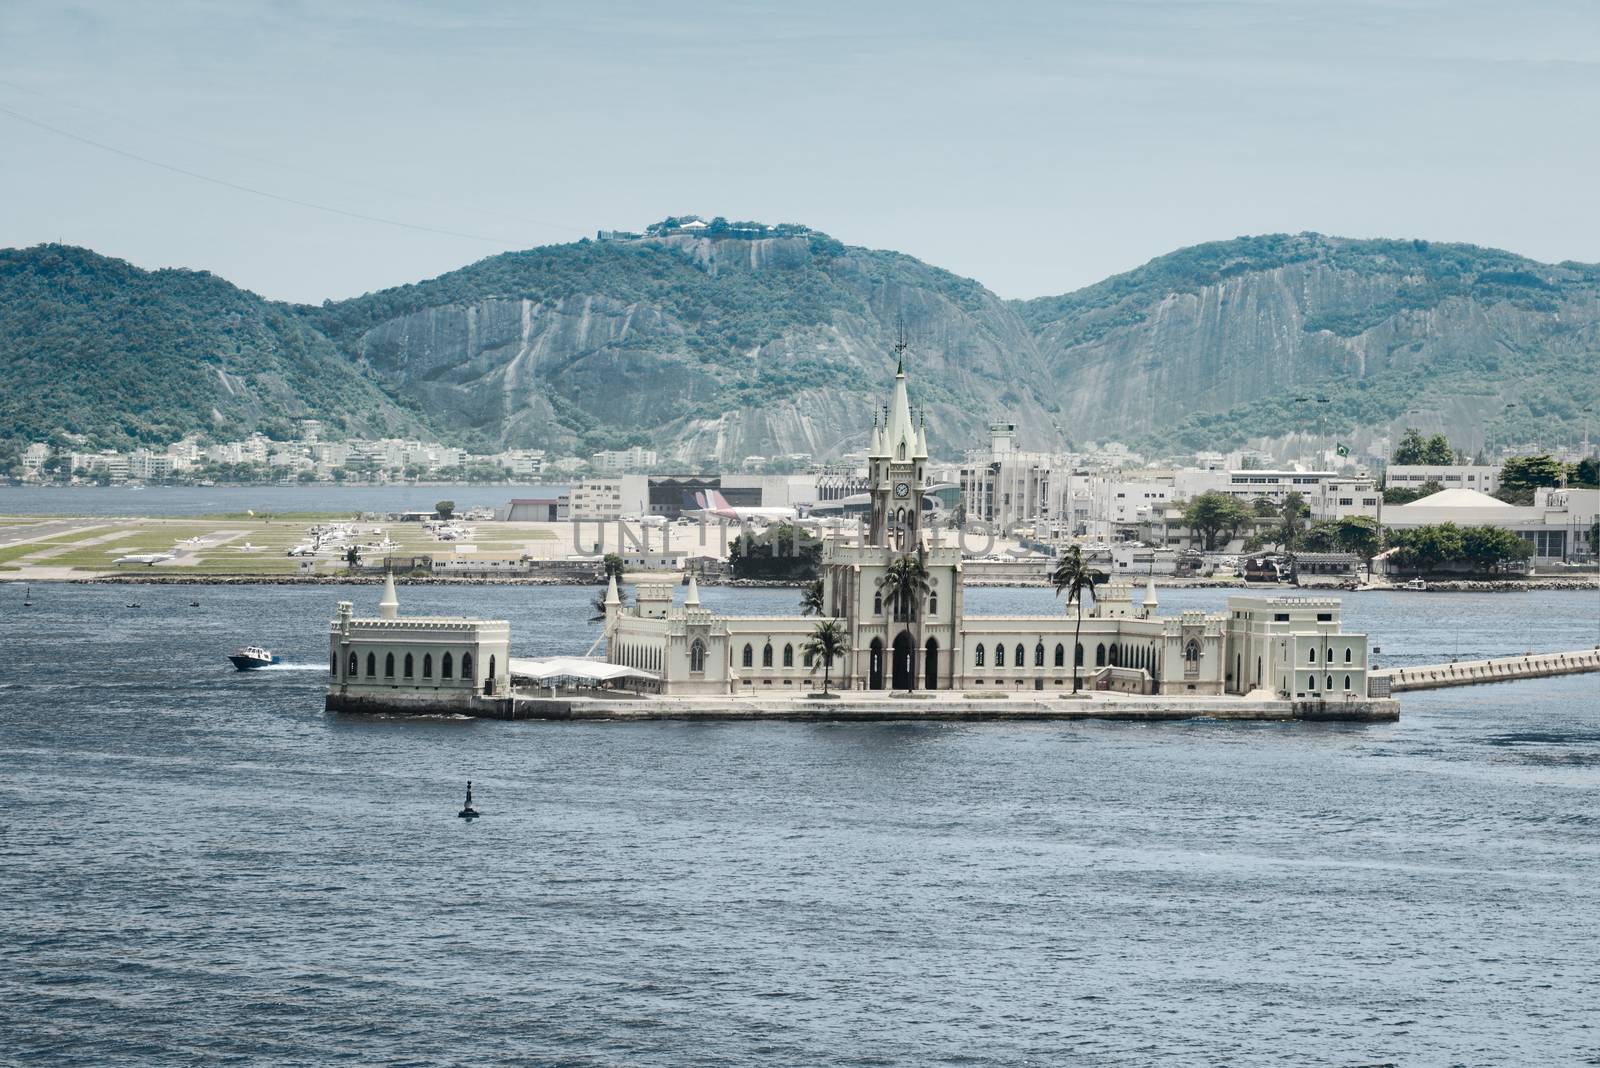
727;523;823;580
800;578;824;616
435;499;456;519
803;618;849;695
1383;479;1442;505
344;544;361;572
1570;457;1599;488
602;552;625;581
1276;492;1308;551
1252;496;1278;517
1051;545;1096;694
1422;433;1454;465
1298;520;1342;552
1392;428;1428;465
877;553;931;691
1496;454;1566;504
1460;525;1532;574
1182;492;1252;551
1334;516;1382;572
1387;523;1464;572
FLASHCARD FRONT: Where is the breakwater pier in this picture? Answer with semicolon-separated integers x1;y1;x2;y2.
1375;649;1600;693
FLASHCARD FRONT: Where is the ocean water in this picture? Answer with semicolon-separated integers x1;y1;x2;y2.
1;584;1597;1066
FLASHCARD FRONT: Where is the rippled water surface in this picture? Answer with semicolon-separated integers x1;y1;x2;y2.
2;584;1598;1065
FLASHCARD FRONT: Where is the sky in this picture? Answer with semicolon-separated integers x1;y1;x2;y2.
1;0;1597;304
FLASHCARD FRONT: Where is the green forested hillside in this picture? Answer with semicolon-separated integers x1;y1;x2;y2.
2;230;1597;461
1019;233;1600;454
0;245;425;449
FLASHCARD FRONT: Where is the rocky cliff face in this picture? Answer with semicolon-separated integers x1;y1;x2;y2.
311;233;1063;462
1020;234;1600;454
9;231;1597;460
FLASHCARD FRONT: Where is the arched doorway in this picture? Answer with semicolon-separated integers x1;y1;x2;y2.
869;638;885;690
924;637;939;690
892;631;915;690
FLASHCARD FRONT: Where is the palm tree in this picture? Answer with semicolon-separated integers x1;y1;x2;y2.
1051;545;1097;693
804;618;849;695
800;578;825;616
877;553;930;690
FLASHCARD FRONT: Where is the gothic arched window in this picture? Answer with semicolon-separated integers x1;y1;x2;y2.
783;644;794;667
975;643;986;667
1054;643;1065;667
1095;643;1106;667
442;652;453;679
742;644;754;668
762;643;773;668
690;640;706;672
403;653;414;678
462;652;473;680
1015;644;1025;667
367;652;376;677
1034;643;1045;667
385;653;395;678
349;652;359;677
422;654;432;679
995;644;1006;667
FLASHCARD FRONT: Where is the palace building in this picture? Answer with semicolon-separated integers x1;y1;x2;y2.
326;572;512;712
605;355;1373;700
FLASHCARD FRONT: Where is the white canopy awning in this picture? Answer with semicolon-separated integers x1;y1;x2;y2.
509;656;657;684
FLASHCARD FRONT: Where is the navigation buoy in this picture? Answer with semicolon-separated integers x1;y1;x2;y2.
457;781;480;820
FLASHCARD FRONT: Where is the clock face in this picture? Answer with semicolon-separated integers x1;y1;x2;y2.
894;481;910;498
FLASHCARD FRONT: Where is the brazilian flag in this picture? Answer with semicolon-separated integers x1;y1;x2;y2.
1335;443;1350;457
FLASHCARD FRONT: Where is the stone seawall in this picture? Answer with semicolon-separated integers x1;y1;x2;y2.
1377;649;1600;693
479;694;1400;723
325;688;1400;723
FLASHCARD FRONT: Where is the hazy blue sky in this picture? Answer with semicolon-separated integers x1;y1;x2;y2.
2;0;1596;303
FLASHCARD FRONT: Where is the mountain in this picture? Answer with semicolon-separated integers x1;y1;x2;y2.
1019;233;1600;456
0;244;426;451
4;229;1597;462
305;230;1060;463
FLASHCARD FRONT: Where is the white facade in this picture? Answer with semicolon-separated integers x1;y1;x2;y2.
1308;477;1381;521
1384;486;1595;562
609;361;1374;700
1388;464;1501;495
327;576;511;706
592;446;658;473
570;476;649;520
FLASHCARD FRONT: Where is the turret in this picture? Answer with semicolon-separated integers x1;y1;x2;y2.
604;573;621;623
1141;573;1159;619
379;572;399;620
684;573;700;608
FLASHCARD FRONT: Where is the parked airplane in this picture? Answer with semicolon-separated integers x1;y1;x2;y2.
114;551;177;566
687;490;799;525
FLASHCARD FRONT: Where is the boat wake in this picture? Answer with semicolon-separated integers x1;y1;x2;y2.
260;663;326;672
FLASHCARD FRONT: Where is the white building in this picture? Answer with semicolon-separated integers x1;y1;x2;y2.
1384;486;1595;562
959;422;1069;529
1308;477;1381;522
570;475;649;520
1387;464;1500;495
592;446;659;473
607;359;1374;700
326;575;511;712
1174;469;1343;506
